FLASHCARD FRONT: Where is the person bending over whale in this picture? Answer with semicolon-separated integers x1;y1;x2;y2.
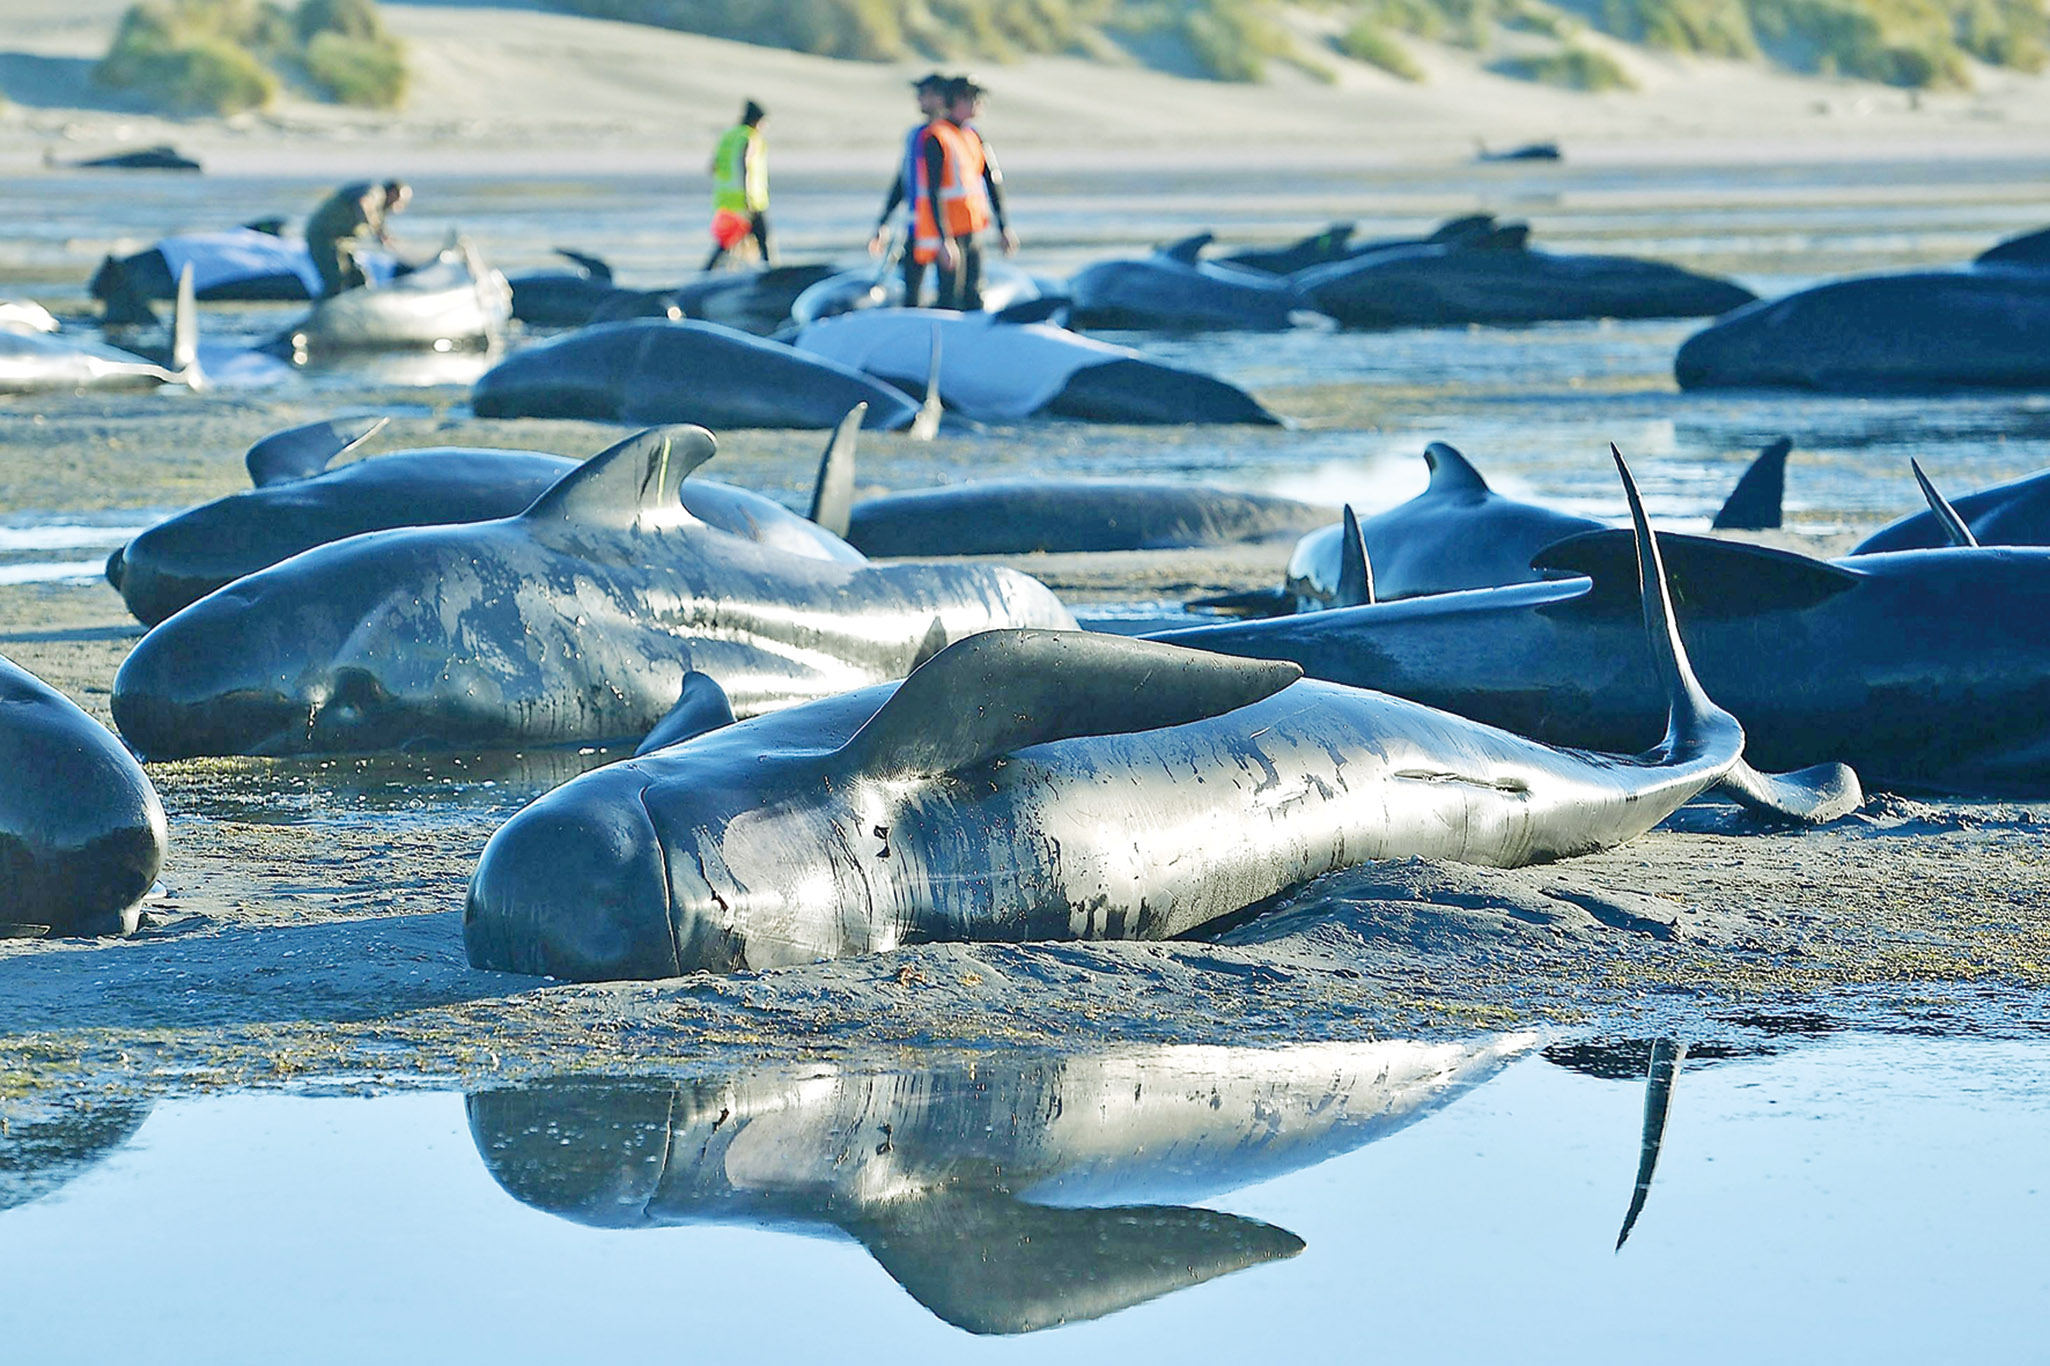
304;179;410;299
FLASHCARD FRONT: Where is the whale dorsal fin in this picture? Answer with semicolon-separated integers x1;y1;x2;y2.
246;416;390;485
807;404;863;537
909;326;943;441
1911;459;1978;548
1335;504;1376;607
992;296;1067;326
520;425;716;531
635;671;737;755
839;629;1301;779
1423;441;1491;497
1710;436;1791;530
1428;213;1495;244
1533;527;1861;619
554;248;612;281
1161;233;1212;265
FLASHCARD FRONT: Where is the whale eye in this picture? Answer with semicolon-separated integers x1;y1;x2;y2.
324;667;388;727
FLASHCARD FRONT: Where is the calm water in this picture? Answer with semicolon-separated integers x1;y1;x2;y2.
3;1035;2045;1363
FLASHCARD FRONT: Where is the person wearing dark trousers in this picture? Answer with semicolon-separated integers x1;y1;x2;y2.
940;76;1017;310
705;101;772;270
305;180;409;299
870;73;948;305
908;79;993;312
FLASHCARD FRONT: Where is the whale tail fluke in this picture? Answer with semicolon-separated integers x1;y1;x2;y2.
1611;444;1729;771
1710;436;1791;530
808;404;862;537
1612;445;1861;823
1910;459;1978;548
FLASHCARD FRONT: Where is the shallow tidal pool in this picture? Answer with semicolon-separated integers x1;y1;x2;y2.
4;1034;2045;1363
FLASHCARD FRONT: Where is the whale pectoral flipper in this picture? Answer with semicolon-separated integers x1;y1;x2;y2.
244;415;390;486
1710;436;1792;531
838;629;1302;779
1335;504;1375;607
1715;757;1862;824
1910;458;1979;548
807;404;864;537
519;425;718;531
1532;528;1862;619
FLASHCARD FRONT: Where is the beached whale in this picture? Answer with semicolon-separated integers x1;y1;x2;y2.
466;1036;1530;1334
1298;234;1755;328
463;453;1849;982
793;309;1281;425
1159;521;2050;796
111;425;1072;760
1213;215;1499;276
58;144;200;172
106;416;860;626
834;478;1329;556
799;414;1327;555
89;226;400;322
1066;234;1308;330
788;260;1047;326
506;249;617;327
0;267;197;394
1194;437;1791;616
1;653;167;938
1675;264;2050;391
1972;225;2050;271
1852;461;2050;554
268;240;509;356
472;318;920;429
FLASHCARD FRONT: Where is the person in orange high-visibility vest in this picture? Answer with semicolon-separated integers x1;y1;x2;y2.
909;77;994;311
870;72;949;306
945;77;1019;304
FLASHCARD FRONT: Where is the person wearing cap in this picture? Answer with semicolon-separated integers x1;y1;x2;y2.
705;100;773;270
869;72;949;305
907;76;996;311
941;75;1018;308
305;179;410;299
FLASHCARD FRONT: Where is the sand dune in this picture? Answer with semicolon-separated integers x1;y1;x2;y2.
2;0;2049;174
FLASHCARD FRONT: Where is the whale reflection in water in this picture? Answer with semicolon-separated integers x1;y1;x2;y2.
466;1035;1533;1335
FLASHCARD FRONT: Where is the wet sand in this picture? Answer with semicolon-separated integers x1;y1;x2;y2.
4;393;2049;1121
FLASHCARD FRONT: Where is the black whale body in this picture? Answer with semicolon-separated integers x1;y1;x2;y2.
106;422;855;626
1298;241;1756;328
1214;215;1499;276
1;654;167;936
111;426;1072;759
844;478;1329;556
463;463;1854;984
1157;533;2050;796
471;319;920;428
1066;234;1307;331
1675;266;2050;391
1853;465;2050;554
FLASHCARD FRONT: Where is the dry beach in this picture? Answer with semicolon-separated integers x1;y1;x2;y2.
4;3;2050;1358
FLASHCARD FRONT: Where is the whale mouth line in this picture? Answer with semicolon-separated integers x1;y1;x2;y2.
635;784;682;976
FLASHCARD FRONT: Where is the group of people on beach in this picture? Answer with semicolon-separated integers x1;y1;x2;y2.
706;72;1016;309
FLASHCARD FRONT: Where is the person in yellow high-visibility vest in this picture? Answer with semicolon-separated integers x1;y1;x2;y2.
705;101;772;270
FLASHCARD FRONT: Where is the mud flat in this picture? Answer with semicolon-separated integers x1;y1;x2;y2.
4;394;2050;1120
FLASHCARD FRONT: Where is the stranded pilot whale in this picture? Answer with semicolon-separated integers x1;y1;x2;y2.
1159;517;2050;795
106;414;861;626
466;1037;1530;1334
1;653;167;937
471;318;921;429
111;425;1073;760
1195;436;1792;616
463;451;1852;982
